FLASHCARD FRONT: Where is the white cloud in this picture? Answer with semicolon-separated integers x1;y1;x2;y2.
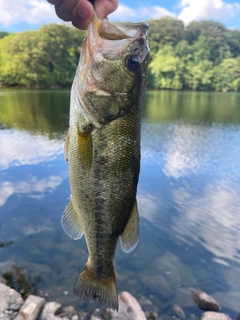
0;0;60;27
109;4;175;21
109;4;137;20
0;0;239;30
107;1;240;25
138;5;175;20
178;0;240;24
0;130;63;170
0;176;63;207
172;181;240;264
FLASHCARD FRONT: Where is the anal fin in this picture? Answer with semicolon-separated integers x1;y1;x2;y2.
120;198;139;253
61;197;83;240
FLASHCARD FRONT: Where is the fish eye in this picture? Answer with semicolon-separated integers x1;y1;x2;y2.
126;55;140;72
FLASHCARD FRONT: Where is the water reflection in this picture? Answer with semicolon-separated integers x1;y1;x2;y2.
3;265;39;298
0;130;63;170
1;89;240;317
172;181;240;265
0;89;69;136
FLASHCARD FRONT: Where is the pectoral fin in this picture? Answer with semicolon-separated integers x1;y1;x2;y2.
61;198;83;240
64;128;70;161
77;127;92;170
120;199;139;253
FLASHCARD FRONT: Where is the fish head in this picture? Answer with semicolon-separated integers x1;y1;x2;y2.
76;15;150;125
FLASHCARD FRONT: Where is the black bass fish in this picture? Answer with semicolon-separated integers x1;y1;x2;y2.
63;15;149;310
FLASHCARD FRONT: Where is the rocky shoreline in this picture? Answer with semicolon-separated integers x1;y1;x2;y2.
0;276;238;320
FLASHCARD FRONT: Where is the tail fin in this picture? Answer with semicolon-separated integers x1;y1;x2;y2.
73;262;118;311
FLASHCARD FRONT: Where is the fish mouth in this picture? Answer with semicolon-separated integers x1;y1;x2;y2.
80;15;149;91
88;16;149;60
76;16;149;126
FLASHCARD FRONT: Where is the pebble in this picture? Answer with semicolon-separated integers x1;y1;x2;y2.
172;304;185;319
0;277;7;285
40;301;62;320
191;289;220;311
15;295;45;320
0;281;234;320
0;283;24;314
145;311;158;320
199;311;232;320
102;291;146;320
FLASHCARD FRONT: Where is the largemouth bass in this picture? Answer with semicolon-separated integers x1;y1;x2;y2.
63;15;149;310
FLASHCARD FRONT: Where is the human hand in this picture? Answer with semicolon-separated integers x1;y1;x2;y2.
47;0;118;30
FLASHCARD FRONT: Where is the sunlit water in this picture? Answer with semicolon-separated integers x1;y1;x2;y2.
1;89;240;318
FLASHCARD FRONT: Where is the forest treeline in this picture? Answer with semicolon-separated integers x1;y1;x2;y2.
0;17;240;91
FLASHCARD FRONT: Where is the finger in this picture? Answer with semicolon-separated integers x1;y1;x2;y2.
47;0;62;5
95;0;118;19
71;0;94;29
55;0;79;21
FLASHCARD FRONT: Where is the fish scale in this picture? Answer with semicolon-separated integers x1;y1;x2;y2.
62;14;149;310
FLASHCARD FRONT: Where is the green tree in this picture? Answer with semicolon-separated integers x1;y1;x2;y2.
186;21;231;64
226;29;240;57
0;31;9;39
0;24;85;87
148;17;185;54
185;60;214;90
148;45;185;89
213;57;240;92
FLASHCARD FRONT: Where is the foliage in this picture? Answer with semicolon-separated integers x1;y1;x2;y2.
0;31;9;39
0;24;86;87
148;19;240;91
0;18;240;91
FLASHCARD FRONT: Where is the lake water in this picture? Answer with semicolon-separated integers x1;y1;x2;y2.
0;89;240;318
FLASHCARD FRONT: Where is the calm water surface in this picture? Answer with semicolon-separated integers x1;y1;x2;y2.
1;89;240;318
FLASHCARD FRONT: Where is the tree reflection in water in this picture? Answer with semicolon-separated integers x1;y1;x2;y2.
2;265;40;298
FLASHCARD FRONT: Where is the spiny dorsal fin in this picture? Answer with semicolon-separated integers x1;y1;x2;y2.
120;198;139;253
61;198;83;240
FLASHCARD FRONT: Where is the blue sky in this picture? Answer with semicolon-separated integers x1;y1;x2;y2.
0;0;240;32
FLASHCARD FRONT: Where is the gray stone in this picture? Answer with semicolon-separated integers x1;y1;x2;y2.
15;295;45;320
172;304;185;319
199;311;232;320
0;315;10;320
145;311;158;320
140;274;172;300
102;291;146;320
40;302;62;320
151;252;195;288
77;312;88;320
61;305;76;319
174;287;195;308
0;277;7;285
0;283;24;313
191;289;220;311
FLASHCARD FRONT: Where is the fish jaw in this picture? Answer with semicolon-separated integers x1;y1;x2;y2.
71;15;150;127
